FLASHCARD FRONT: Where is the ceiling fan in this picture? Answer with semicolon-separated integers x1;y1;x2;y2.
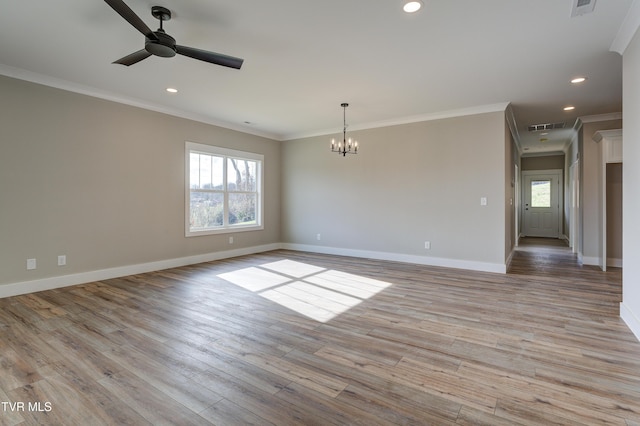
104;0;244;69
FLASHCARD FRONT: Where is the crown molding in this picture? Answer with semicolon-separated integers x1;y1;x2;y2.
611;0;640;55
0;63;279;141
1;63;509;143
281;102;510;141
579;112;623;123
593;128;623;143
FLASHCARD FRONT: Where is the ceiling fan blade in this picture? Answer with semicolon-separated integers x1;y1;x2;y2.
104;0;157;40
113;49;152;66
175;45;244;69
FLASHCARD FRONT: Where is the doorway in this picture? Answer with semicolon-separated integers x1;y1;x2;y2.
521;170;562;238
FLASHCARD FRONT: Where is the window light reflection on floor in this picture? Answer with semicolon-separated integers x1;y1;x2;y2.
217;259;392;323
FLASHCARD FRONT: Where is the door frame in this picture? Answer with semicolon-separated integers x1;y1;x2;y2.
514;164;520;246
569;160;580;254
594;129;623;271
521;169;563;238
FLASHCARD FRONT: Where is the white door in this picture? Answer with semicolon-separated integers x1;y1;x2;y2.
522;171;561;238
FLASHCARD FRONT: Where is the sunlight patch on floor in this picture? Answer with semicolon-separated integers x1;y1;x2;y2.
217;260;392;322
260;259;326;278
218;267;290;291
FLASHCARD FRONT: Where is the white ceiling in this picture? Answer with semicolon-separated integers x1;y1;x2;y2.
0;0;630;153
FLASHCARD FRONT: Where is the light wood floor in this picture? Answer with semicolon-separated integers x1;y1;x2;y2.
1;240;639;425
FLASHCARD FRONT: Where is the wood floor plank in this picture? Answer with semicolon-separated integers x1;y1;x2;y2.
195;366;336;425
9;374;115;426
276;382;399;426
456;405;521;426
216;345;348;398
0;387;25;426
48;363;152;425
97;370;210;426
1;238;639;425
101;343;224;413
41;328;124;381
458;360;639;424
199;397;277;426
13;294;67;319
285;348;462;423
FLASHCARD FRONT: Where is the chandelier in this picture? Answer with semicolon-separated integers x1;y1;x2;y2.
330;103;358;156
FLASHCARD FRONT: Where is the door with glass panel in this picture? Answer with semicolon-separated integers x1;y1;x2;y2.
522;171;561;238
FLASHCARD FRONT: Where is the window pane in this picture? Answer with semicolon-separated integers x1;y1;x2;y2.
189;153;200;189
228;193;257;226
211;156;224;190
199;154;212;189
190;192;224;230
227;158;257;192
190;154;224;190
531;180;551;207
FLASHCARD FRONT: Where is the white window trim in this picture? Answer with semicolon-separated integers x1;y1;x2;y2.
185;141;264;237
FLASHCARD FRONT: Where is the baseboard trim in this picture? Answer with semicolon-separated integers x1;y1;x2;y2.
505;247;515;271
0;243;511;299
281;243;507;274
582;256;600;266
621;302;640;342
607;258;623;268
0;243;281;299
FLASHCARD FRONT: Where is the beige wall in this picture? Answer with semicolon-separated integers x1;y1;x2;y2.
0;75;281;288
521;154;564;171
0;75;515;289
281;111;508;270
622;25;640;339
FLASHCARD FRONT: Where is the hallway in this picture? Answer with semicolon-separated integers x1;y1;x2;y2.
508;237;622;285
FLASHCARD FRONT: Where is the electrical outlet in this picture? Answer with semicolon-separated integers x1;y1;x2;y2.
316;233;321;241
229;236;234;244
58;255;66;266
480;197;488;206
26;258;37;270
424;241;431;250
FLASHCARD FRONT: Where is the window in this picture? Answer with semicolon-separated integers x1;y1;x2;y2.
531;180;551;208
186;142;263;236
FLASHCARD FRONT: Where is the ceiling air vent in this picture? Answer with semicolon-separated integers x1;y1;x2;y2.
571;0;596;17
527;122;566;132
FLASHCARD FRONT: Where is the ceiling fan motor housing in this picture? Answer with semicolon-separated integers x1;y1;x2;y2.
145;30;176;57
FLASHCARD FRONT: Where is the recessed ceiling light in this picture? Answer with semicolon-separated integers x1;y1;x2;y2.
563;105;575;111
166;87;178;93
570;77;587;84
403;1;423;13
540;132;549;136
